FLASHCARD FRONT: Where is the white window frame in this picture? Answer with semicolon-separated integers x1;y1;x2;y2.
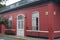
32;11;39;31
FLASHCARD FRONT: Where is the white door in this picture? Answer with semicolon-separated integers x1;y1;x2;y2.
17;14;25;36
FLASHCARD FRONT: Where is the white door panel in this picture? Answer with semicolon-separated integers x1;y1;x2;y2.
17;14;25;37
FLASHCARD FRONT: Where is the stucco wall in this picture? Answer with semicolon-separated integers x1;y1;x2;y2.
1;3;60;37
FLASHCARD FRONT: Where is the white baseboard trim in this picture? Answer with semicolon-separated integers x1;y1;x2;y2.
26;30;60;33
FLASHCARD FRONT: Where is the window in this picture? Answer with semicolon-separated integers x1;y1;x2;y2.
17;15;24;29
8;16;12;29
32;11;39;30
18;15;24;20
18;20;23;29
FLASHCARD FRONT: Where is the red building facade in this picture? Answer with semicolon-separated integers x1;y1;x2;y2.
0;0;60;38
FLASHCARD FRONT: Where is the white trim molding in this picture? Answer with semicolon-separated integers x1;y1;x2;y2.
26;30;48;33
17;14;25;18
26;30;60;33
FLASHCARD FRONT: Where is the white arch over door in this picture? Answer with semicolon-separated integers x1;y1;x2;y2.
17;14;25;36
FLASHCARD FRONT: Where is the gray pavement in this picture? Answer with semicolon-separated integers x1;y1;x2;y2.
0;36;18;40
26;37;60;40
0;36;60;40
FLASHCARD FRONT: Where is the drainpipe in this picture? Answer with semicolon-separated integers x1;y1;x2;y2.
48;26;54;40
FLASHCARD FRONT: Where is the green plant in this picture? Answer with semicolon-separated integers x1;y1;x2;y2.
0;16;8;28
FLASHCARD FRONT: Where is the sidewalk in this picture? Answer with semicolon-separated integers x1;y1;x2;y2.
0;34;60;40
26;37;60;40
0;34;27;40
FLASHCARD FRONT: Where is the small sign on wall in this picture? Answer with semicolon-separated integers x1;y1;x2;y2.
45;11;48;15
54;11;56;15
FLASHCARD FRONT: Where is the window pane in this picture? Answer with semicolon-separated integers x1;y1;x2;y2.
32;18;36;30
8;20;12;29
32;12;39;17
32;18;36;26
32;11;39;30
32;18;38;30
18;21;23;29
18;15;23;20
20;21;23;29
18;21;20;29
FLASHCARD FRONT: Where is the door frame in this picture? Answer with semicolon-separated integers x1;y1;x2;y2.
16;14;25;36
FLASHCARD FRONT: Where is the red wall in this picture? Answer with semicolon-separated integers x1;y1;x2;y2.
48;4;60;31
2;3;60;37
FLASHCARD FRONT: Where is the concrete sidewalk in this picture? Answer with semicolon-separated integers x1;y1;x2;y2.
0;34;60;40
0;34;27;40
26;37;60;40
